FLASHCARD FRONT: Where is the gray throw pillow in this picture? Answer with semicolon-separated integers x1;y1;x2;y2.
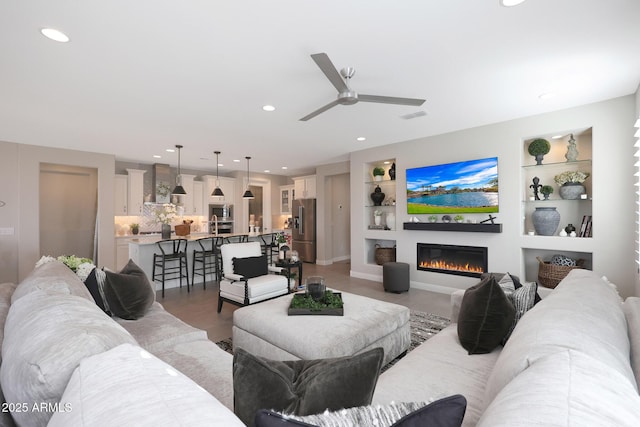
457;276;515;354
233;347;384;427
103;259;155;320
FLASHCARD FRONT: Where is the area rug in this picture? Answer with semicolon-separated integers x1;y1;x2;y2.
215;310;450;371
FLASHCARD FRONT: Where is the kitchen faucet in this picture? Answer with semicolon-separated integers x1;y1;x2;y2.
212;214;218;235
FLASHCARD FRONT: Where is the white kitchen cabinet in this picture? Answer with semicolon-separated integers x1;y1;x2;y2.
193;181;204;215
115;238;131;270
280;185;294;214
114;174;128;215
294;175;316;199
126;169;146;215
178;174;196;215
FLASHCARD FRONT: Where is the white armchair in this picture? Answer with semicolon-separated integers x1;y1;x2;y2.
217;242;289;312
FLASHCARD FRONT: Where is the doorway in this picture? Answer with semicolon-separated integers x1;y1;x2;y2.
39;163;98;259
241;177;272;234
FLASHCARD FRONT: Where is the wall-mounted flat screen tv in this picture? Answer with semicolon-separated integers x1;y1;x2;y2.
406;157;499;214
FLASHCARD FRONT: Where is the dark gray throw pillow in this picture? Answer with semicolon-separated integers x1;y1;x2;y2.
457;276;515;354
233;347;384;427
254;395;467;427
233;255;268;279
103;259;154;320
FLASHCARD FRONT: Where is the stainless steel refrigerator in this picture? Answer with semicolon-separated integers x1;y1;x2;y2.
292;198;316;263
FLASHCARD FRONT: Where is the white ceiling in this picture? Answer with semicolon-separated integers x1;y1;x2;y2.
1;0;639;176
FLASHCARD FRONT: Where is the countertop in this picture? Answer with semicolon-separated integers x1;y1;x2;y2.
126;231;278;246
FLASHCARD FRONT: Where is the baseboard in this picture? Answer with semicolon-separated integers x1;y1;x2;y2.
350;270;382;282
316;255;350;266
409;281;459;295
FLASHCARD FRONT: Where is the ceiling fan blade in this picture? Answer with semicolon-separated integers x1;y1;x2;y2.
311;53;349;93
299;100;340;121
359;94;425;106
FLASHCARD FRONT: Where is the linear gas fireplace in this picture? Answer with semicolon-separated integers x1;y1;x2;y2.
417;243;487;278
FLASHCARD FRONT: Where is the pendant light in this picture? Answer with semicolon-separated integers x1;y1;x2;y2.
242;156;255;199
211;151;224;197
172;144;186;195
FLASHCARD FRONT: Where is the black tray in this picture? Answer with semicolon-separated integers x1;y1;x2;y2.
288;292;344;316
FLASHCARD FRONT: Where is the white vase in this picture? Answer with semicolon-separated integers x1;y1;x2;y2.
386;212;395;230
374;215;381;226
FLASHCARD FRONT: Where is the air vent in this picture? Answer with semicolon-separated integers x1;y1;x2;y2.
400;110;428;120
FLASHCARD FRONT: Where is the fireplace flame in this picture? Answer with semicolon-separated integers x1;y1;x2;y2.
419;260;484;274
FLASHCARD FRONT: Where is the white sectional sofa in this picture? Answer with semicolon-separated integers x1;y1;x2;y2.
373;269;640;426
3;261;640;426
0;261;244;426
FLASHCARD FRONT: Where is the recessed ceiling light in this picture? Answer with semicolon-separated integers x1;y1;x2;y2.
551;135;564;139
218;163;224;167
356;137;366;141
165;148;175;153
262;105;276;112
153;155;162;159
538;92;556;100
264;170;270;173
40;28;70;42
233;159;240;163
500;0;526;6
281;166;288;170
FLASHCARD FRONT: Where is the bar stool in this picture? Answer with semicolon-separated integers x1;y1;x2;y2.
152;239;190;298
259;232;279;265
191;236;223;288
223;234;248;244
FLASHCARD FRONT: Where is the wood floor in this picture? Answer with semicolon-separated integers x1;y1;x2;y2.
158;260;452;342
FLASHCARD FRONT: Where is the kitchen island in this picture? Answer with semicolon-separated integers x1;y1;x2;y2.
128;232;279;293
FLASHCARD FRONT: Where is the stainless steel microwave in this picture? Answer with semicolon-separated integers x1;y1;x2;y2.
209;203;232;220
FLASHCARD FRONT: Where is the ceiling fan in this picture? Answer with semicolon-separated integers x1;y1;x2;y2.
300;52;426;121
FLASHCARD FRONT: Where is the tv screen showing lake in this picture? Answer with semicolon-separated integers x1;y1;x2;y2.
406;157;499;214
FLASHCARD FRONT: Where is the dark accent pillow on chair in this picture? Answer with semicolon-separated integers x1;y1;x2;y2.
457;275;515;354
233;347;384;427
233;255;268;279
255;395;467;427
103;259;155;320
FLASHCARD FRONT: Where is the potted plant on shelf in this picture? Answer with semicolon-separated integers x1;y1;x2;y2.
130;223;140;235
454;214;464;223
428;215;438;223
540;185;554;200
527;138;551;165
372;166;385;181
554;171;590;199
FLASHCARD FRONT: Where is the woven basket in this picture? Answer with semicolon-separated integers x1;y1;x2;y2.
174;224;191;236
536;256;584;289
375;245;396;265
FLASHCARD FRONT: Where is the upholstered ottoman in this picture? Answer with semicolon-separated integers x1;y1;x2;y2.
232;291;410;365
383;262;410;293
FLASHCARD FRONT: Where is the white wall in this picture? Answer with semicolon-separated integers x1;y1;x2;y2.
351;96;637;298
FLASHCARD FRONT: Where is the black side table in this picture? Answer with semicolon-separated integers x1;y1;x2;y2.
275;259;303;292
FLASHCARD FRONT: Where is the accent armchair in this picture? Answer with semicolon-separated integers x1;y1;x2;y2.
217;242;289;312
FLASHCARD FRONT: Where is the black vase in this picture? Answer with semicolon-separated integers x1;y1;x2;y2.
370;185;385;206
389;163;396;180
